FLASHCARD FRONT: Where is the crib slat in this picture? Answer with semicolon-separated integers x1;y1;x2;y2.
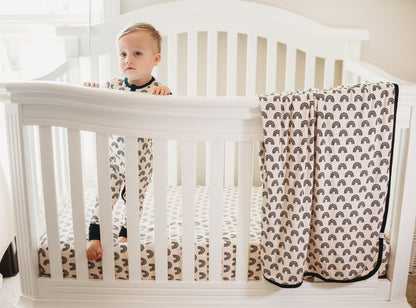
246;34;257;96
236;141;253;282
153;140;168;281
205;142;211;185
224;142;237;186
24;126;45;239
324;58;335;89
168;140;178;186
95;133;115;281
181;141;196;282
108;51;119;82
266;39;277;94
252;141;261;186
60;128;70;205
55;128;70;209
67;128;88;281
125;137;141;281
187;31;198;96
52;128;63;206
209;142;225;282
39;126;62;280
168;34;178;95
207;31;218;96
285;45;296;92
226;32;238;96
196;142;207;185
385;129;406;240
305;53;316;89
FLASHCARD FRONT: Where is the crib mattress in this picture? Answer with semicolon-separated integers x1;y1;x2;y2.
38;184;389;280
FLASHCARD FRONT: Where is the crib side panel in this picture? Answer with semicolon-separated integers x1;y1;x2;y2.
7;83;416;306
49;129;258;283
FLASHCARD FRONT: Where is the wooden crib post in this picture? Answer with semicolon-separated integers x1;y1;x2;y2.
4;103;39;301
388;97;416;301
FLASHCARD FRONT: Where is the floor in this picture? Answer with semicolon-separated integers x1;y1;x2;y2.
408;275;416;308
0;273;20;308
1;274;416;307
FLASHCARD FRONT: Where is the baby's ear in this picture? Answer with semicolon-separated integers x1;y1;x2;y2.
153;53;161;66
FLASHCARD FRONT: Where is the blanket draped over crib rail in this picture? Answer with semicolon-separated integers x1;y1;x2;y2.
259;82;398;288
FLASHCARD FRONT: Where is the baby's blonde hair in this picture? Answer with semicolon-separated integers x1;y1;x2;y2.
117;23;161;53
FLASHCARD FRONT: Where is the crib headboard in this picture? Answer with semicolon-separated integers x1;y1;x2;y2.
56;0;372;94
51;0;377;187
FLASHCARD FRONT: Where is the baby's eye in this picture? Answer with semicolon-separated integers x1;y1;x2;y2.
135;51;142;56
120;52;126;57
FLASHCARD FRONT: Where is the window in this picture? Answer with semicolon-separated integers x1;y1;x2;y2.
0;0;105;81
0;0;105;183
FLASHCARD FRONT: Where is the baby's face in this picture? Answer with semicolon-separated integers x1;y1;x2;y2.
117;30;161;86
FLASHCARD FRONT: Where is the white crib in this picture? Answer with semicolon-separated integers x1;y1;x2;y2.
2;1;416;307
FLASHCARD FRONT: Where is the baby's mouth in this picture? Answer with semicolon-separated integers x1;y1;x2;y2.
126;67;135;70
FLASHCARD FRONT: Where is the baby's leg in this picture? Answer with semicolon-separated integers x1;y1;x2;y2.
87;240;102;261
117;237;127;243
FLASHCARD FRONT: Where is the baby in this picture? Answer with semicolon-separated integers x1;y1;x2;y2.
85;23;171;261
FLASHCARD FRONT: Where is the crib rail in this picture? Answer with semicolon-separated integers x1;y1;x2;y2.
2;82;416;306
2;82;261;141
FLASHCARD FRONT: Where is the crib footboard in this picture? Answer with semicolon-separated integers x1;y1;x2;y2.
1;81;416;307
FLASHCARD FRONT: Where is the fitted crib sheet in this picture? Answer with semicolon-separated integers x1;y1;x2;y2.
38;184;389;280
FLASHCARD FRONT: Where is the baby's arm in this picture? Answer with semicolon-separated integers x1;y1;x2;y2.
152;85;171;95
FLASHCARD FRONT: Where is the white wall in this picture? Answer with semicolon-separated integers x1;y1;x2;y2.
120;0;416;83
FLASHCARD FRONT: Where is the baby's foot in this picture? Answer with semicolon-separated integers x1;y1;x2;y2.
87;240;102;261
117;236;127;243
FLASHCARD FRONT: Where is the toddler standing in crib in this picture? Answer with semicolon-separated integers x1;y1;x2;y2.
84;23;171;261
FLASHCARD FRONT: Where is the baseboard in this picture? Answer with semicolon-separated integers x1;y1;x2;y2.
15;297;412;308
16;277;405;307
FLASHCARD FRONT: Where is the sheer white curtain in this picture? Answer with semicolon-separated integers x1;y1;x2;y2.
0;0;118;197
